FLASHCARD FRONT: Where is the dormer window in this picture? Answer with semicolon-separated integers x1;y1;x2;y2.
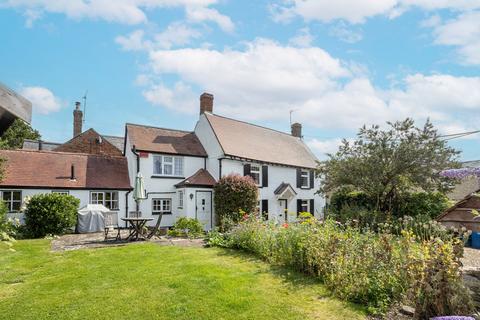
153;155;184;177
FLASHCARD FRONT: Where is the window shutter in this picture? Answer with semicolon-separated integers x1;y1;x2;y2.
310;199;314;216
297;199;302;216
296;168;302;188
262;166;268;187
244;163;251;177
261;199;268;215
309;170;314;189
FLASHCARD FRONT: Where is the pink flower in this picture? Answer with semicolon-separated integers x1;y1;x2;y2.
282;223;289;228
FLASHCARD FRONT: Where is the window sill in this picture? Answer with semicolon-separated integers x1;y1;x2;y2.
152;212;172;215
151;175;185;179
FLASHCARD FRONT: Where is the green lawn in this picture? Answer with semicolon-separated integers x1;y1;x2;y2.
0;240;366;320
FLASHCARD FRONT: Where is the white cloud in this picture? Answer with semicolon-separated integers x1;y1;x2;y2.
116;29;151;51
116;22;201;51
272;0;480;24
306;138;345;159
430;11;480;65
328;22;363;43
289;27;314;47
20;86;62;114
185;6;234;32
139;39;480;137
1;0;233;31
143;81;197;114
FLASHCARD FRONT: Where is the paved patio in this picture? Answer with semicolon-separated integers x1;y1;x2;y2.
51;230;205;251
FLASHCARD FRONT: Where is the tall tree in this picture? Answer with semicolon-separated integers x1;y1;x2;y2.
0;119;41;150
317;118;460;214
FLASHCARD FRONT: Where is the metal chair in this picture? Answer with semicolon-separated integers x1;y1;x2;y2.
104;211;121;241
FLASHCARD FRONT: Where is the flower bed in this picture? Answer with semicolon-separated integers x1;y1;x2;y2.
208;216;475;317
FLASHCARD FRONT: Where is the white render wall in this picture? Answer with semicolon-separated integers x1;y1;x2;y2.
220;159;324;222
125;134;208;227
194;114;324;222
3;188;128;225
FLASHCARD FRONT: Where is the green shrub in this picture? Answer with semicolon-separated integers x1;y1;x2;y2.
213;174;258;231
394;192;450;219
328;189;451;224
24;193;79;238
0;200;17;249
168;217;204;238
215;216;474;316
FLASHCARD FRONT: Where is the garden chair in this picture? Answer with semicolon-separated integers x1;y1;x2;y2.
147;213;163;239
104;211;121;241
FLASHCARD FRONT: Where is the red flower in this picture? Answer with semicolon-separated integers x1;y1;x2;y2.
282;223;289;228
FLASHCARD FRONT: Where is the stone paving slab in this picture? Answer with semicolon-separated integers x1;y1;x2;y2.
51;231;205;252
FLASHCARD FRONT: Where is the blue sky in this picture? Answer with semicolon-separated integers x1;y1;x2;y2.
1;0;479;160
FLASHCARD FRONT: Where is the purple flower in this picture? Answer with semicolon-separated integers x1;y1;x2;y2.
440;167;480;179
430;317;475;320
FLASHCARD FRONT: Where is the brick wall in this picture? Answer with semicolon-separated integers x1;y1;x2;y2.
54;129;122;156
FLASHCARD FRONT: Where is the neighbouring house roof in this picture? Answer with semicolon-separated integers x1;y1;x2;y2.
23;133;125;154
126;123;207;157
53;128;123;156
204;113;317;169
103;135;125;152
23;139;62;151
462;160;480;168
0;149;132;190
175;169;216;188
437;190;480;232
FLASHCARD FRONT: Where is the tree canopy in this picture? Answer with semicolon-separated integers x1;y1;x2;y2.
317;118;460;214
0;119;41;150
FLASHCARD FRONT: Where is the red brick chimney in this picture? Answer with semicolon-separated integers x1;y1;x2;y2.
73;101;83;137
291;123;302;138
200;93;213;115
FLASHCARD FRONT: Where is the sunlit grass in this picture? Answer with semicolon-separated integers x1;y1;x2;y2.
0;240;366;320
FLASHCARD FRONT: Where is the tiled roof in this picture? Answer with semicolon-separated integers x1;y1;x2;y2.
0;149;131;190
274;182;297;195
175;169;216;188
204;113;317;168
126;123;207;157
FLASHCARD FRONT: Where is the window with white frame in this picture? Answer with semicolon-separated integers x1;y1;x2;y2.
1;190;21;212
301;200;310;213
250;164;261;185
178;191;184;209
152;198;172;214
301;170;310;188
153;155;184;177
90;191;119;210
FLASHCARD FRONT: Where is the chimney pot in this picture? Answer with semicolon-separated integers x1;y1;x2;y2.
200;92;214;115
291;123;302;138
73;101;83;137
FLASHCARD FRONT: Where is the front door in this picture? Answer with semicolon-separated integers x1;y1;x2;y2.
278;199;288;223
196;191;212;230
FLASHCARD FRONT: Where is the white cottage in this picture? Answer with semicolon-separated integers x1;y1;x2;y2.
125;93;323;230
0;149;132;223
124;123;213;228
194;93;322;224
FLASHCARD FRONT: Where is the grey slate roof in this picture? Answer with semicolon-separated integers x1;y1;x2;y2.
23;139;61;151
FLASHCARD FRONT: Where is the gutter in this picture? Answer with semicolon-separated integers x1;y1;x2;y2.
131;145;140;212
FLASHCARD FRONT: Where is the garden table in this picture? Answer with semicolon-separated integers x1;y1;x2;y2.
121;217;153;241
